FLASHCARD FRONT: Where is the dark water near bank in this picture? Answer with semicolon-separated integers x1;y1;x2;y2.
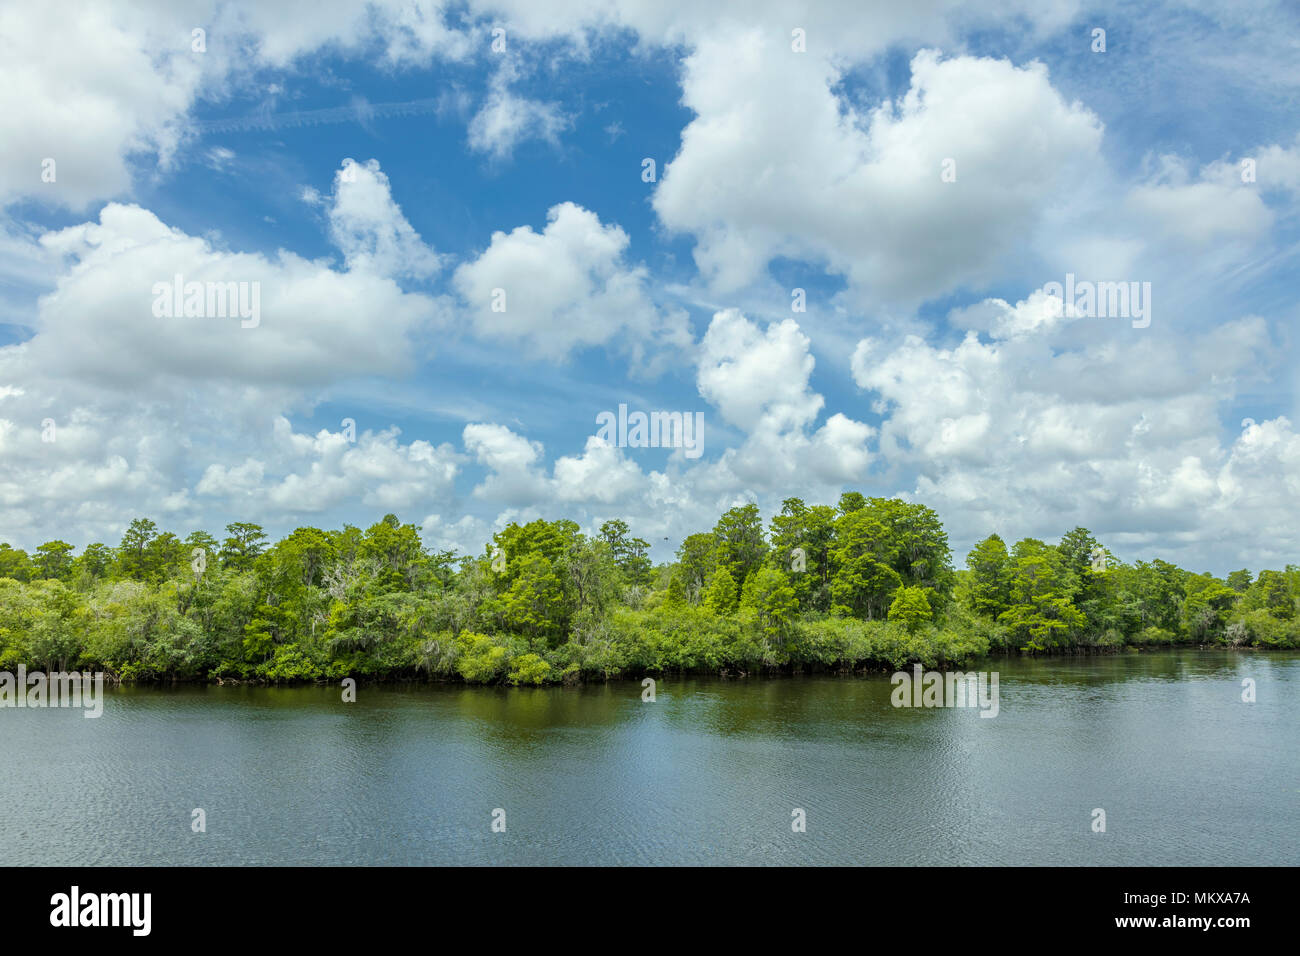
1;650;1296;865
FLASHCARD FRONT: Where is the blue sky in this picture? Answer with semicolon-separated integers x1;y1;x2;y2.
1;0;1298;574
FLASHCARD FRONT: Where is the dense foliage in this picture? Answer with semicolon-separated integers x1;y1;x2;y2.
1;496;1296;684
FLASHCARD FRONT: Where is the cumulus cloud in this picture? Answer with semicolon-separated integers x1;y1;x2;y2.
467;59;569;159
654;42;1103;302
22;202;437;390
1127;154;1273;245
552;436;655;504
326;159;441;278
197;418;462;514
0;0;481;211
0;166;445;547
419;512;490;556
452;201;691;365
697;310;823;433
696;310;874;488
472;0;1080;58
2;0;1298;577
850;291;1300;568
463;422;549;504
0;2;203;209
456;309;876;537
948;289;1070;341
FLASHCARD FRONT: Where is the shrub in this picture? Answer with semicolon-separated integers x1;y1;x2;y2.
454;631;509;683
507;653;551;685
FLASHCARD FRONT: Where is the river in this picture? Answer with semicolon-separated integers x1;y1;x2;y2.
1;650;1295;865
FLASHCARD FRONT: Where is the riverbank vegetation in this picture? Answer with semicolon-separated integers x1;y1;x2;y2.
1;495;1297;683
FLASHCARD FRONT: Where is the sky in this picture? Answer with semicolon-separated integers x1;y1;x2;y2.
0;0;1298;575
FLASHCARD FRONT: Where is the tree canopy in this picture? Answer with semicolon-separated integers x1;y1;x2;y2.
0;499;1295;683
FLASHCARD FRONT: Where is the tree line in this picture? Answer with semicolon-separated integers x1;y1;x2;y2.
0;494;1296;684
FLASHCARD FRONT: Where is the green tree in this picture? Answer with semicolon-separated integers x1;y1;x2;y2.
73;543;113;583
740;567;798;635
455;631;508;683
838;492;866;514
664;571;688;606
25;580;86;671
965;534;1012;619
769;498;836;612
117;518;158;580
563;537;621;617
495;551;567;641
6;495;1294;684
144;532;185;582
1131;559;1186;632
507;652;551;685
220;522;268;571
184;531;220;570
599;519;652;586
1251;570;1294;620
998;541;1085;652
673;533;717;605
829;509;900;619
1057;527;1100;577
703;566;738;615
33;540;75;580
1182;576;1238;641
0;545;35;582
713;504;767;592
359;516;426;592
862;497;953;603
888;585;932;633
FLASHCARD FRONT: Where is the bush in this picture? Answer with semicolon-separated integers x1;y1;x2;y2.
1133;626;1175;646
258;644;324;681
1236;609;1300;647
507;653;551;685
888;586;932;633
454;631;509;683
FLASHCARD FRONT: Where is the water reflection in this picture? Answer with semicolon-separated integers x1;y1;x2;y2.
1;650;1295;865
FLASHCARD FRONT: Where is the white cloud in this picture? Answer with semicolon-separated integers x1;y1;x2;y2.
0;176;446;546
0;0;478;212
467;59;569;159
327;159;441;278
419;512;490;555
697;310;822;433
23;202;437;390
552;436;652;504
850;293;1300;568
2;0;1297;578
1127;154;1273;245
463;422;549;504
696;310;874;489
0;2;204;209
256;419;461;513
1252;134;1300;195
205;146;236;172
948;289;1070;341
469;0;1080;56
653;42;1103;302
452;201;691;364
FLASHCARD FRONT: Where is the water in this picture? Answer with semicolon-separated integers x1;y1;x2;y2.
1;650;1296;865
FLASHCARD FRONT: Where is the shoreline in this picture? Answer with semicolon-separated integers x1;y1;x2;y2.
69;643;1288;688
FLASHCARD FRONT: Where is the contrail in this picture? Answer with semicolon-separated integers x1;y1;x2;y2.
194;97;445;135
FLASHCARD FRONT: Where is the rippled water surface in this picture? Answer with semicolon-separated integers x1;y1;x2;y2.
1;650;1296;865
